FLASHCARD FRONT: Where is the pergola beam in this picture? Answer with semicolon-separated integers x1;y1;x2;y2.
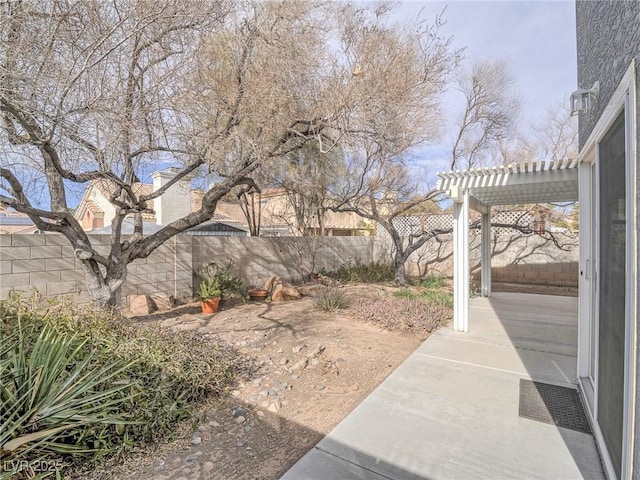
469;195;489;215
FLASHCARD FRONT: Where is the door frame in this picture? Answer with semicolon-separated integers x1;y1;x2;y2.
577;60;637;480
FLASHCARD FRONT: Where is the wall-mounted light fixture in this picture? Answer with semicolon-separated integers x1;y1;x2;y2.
570;81;599;116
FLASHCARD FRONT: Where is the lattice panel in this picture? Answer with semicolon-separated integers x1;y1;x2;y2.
378;211;543;237
491;210;533;235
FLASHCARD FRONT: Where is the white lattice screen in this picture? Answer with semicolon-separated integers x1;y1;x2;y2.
378;210;543;237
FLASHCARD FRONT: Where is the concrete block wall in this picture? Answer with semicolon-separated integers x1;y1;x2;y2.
0;233;87;303
193;236;375;287
0;234;192;306
0;232;578;306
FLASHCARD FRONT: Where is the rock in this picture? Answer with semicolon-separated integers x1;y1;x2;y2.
129;294;156;315
271;282;302;302
316;384;325;391
256;411;265;417
208;421;220;427
292;345;305;354
280;358;289;365
260;400;270;408
310;358;320;366
233;408;248;418
237;439;247;447
267;402;280;413
197;425;206;432
235;416;246;424
263;276;280;293
291;374;300;380
185;455;197;463
291;358;308;371
203;462;215;474
268;390;278;396
191;437;202;445
149;293;172;311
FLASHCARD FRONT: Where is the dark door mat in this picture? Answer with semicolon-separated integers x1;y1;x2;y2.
519;380;591;434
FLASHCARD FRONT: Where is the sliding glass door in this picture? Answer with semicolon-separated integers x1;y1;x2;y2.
597;110;626;480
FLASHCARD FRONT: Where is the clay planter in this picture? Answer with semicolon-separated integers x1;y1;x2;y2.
247;289;269;301
200;297;221;314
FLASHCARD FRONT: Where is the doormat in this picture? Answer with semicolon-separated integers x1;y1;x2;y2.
519;380;591;434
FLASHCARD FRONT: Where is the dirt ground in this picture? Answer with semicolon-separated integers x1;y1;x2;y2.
97;284;424;480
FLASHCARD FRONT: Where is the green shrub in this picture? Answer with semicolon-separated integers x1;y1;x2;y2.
0;293;238;476
393;275;453;309
195;262;244;300
0;322;136;479
420;274;446;290
328;261;395;284
350;296;451;334
314;287;350;312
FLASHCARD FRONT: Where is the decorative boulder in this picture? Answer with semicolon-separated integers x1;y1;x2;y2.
129;294;156;315
272;283;302;302
263;276;301;302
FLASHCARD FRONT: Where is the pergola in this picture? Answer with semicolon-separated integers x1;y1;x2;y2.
437;160;580;332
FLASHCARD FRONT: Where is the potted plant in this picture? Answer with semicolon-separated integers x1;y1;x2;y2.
195;272;222;314
195;262;245;313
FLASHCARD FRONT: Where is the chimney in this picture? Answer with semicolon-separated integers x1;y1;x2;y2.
151;168;191;225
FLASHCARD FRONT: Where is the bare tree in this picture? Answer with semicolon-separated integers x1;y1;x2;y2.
450;59;520;170
325;5;458;285
333;150;446;285
0;1;459;306
268;142;344;236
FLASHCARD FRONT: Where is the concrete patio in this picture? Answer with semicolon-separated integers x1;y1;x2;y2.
281;292;605;480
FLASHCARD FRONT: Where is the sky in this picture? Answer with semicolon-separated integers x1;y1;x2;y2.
389;0;578;176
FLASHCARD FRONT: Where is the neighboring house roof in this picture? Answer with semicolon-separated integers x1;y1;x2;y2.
186;221;248;237
90;218;164;235
0;209;40;234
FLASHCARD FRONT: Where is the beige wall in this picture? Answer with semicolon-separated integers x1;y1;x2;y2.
0;234;192;306
0;231;578;306
193;236;375;287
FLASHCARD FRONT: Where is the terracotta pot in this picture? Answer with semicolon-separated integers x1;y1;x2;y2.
201;297;220;314
247;289;269;301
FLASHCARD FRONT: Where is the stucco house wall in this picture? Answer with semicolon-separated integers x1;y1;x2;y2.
575;0;640;475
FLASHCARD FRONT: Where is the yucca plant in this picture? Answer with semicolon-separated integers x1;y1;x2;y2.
314;287;350;312
0;319;138;479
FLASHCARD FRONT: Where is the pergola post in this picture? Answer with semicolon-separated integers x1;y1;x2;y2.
452;189;469;332
481;207;492;297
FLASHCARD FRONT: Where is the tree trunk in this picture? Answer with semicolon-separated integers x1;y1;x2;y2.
79;258;127;308
390;232;408;286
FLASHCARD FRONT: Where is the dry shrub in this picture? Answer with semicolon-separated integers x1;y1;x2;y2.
349;296;451;334
314;287;350;312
